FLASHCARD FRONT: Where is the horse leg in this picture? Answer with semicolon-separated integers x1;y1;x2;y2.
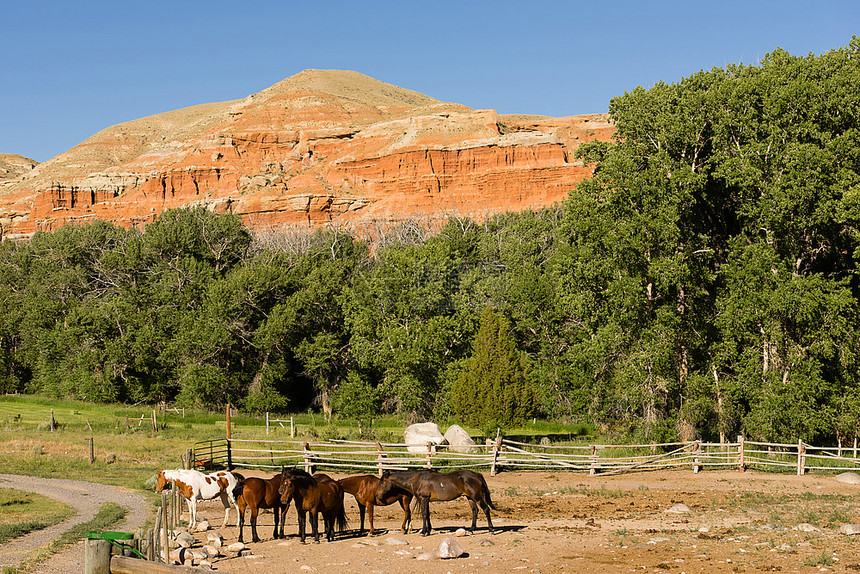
400;496;412;534
480;499;494;533
310;511;320;543
420;497;431;536
469;499;478;531
366;503;374;536
272;505;281;539
358;502;366;535
250;507;261;543
228;489;240;528
219;492;230;529
279;503;287;539
322;511;332;542
297;509;307;543
237;500;246;543
186;497;196;529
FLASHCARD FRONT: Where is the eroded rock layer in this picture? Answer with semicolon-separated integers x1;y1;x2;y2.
0;70;612;238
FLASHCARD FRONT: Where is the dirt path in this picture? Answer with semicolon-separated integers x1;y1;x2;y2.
0;474;150;573
191;469;860;574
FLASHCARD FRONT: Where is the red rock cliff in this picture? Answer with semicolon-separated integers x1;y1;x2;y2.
0;70;612;239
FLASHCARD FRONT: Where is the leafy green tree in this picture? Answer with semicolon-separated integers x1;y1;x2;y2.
449;308;534;430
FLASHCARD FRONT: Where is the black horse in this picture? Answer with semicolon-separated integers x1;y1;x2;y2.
376;469;495;536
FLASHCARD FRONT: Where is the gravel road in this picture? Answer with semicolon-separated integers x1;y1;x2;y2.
0;474;151;573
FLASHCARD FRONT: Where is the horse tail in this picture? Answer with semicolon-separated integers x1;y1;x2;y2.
480;475;496;510
233;477;245;500
335;504;349;534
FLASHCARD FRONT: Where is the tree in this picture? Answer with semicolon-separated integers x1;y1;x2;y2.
449;308;534;430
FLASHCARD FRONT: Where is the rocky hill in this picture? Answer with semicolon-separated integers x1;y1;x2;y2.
0;70;612;239
0;154;38;187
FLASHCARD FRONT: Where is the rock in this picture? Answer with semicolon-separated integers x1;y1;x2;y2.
836;472;860;484
196;520;211;532
202;545;221;558
169;548;190;564
404;422;445;454
839;524;860;535
175;532;195;548
794;523;821;532
665;504;691;514
444;424;478;453
454;527;468;537
206;532;223;547
199;561;213;570
384;537;409;545
226;542;246;553
416;552;435;561
435;537;464;559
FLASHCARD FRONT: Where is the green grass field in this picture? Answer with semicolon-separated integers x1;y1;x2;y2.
0;489;74;545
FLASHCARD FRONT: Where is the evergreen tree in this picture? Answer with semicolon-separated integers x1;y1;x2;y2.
450;308;534;430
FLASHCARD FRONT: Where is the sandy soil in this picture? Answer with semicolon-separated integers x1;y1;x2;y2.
183;468;860;574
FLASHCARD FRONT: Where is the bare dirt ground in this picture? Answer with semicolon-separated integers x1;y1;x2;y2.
183;468;860;574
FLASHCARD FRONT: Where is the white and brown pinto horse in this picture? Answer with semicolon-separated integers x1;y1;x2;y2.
155;469;243;529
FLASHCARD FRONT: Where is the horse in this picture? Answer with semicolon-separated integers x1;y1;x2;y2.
155;469;243;529
235;472;288;543
278;468;348;543
338;474;412;535
376;469;495;536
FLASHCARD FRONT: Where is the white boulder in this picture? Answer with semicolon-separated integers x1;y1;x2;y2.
836;472;860;484
436;537;464;559
404;422;445;454
444;424;478;453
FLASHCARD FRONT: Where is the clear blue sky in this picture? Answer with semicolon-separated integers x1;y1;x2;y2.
2;0;858;162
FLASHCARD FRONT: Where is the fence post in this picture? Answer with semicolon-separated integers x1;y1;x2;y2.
185;448;193;470
303;442;315;474
692;440;701;473
153;507;162;562
152;409;157;433
797;440;806;476
490;436;502;476
737;435;745;472
146;528;155;561
589;445;598;475
89;437;95;464
226;440;232;470
84;538;111;574
376;442;385;477
425;442;433;469
290;416;295;438
161;493;169;563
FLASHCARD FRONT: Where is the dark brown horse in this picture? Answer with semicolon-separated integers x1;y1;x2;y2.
376;469;495;536
338;474;412;535
278;468;348;543
235;473;288;543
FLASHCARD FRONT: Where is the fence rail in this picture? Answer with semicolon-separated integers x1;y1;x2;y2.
191;434;860;477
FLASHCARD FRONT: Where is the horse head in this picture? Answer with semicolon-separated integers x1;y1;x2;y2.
155;470;168;492
278;476;295;505
376;470;396;500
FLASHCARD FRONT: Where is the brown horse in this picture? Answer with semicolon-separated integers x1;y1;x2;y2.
338;474;412;535
235;473;288;543
278;468;347;543
376;469;495;536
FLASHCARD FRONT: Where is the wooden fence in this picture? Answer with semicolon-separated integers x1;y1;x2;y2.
191;434;860;477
